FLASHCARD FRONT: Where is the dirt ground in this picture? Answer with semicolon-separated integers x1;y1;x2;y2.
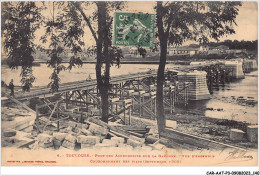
166;109;257;149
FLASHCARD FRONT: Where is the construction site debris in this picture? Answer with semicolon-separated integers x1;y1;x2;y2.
37;133;53;143
166;120;177;129
3;129;17;137
81;128;93;136
229;129;245;141
65;134;77;143
53;132;67;141
88;123;109;136
247;125;258;143
62;140;76;150
126;138;143;148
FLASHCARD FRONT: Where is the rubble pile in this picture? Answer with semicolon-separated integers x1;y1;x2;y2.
1;106;30;122
27;117;164;151
175;117;258;148
1;101;165;151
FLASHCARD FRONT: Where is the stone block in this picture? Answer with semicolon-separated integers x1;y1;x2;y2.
166;120;177;129
81;128;93;136
91;109;101;116
126;139;143;148
73;127;82;133
99;135;106;143
65;134;77;143
77;136;99;145
68;121;77;128
29;120;35;126
4;137;15;143
111;137;125;144
62;140;75;150
6;113;16;118
53;139;63;147
76;123;82;129
152;143;165;150
59;126;73;133
88;123;99;133
82;123;89;129
29;142;40;150
81;143;93;149
22;126;33;132
146;126;158;135
95;143;111;148
141;145;153;151
39;141;53;148
5;116;15;121
102;139;118;147
43;130;53;135
77;135;90;143
68;130;76;136
3;129;17;137
247;125;258;143
37;133;53;143
118;143;133;150
88;123;109;136
53;132;67;141
65;108;78;113
230;129;245;141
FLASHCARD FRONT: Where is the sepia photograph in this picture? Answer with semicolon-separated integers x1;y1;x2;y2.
0;0;259;173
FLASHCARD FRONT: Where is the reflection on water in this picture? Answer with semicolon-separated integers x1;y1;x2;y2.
1;64;258;124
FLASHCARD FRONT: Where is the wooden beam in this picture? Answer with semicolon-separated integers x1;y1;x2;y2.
8;97;35;114
37;100;62;109
76;90;87;105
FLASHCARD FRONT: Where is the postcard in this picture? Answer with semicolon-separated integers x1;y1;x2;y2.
1;1;258;169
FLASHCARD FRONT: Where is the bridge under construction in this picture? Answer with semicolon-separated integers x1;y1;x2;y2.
2;58;257;151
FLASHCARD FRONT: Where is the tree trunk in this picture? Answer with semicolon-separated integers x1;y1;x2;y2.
102;17;110;123
156;1;168;134
96;2;110;123
100;87;109;122
156;40;167;134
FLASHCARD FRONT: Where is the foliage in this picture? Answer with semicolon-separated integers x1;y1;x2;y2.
189;40;258;51
2;2;42;91
155;1;242;47
40;2;85;92
72;2;125;82
208;40;258;51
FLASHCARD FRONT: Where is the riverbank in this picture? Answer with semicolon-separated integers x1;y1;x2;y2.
166;109;257;149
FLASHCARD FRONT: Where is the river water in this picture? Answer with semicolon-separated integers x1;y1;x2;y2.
1;63;258;124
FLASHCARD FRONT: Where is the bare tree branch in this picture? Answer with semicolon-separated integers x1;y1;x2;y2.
71;2;98;42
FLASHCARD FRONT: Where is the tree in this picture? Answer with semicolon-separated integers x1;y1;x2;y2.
2;2;42;91
3;1;124;123
71;2;124;123
155;1;241;134
40;2;84;93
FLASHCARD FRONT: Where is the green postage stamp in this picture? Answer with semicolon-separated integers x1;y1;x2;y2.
113;12;156;47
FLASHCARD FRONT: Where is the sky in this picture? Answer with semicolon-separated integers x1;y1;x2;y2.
137;1;258;41
221;1;258;42
83;1;259;47
114;1;258;43
2;1;259;52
